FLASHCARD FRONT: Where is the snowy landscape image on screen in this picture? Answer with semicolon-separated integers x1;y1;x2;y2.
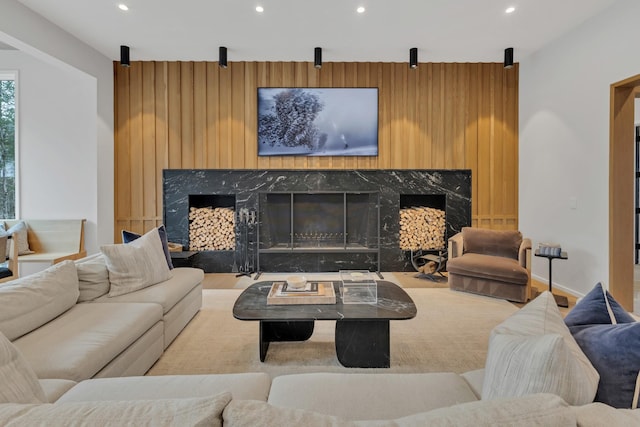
258;88;378;156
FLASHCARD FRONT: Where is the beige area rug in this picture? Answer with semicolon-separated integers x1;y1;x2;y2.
202;271;449;290
147;288;517;378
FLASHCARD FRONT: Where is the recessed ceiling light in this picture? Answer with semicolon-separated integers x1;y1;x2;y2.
118;4;129;11
256;5;264;13
357;6;365;14
505;6;515;14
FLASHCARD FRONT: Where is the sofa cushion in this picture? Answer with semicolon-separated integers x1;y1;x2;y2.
446;253;529;284
564;282;635;327
58;373;271;403
75;253;111;302
571;402;640;426
0;331;46;404
12;302;163;382
38;379;77;403
122;225;174;270
461;227;522;259
101;228;172;297
482;291;599;406
93;267;204;314
2;220;34;255
0;260;79;341
0;392;231;427
224;393;574;426
267;372;478;421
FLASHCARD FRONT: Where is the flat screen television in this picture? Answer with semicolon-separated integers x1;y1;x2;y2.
258;88;378;156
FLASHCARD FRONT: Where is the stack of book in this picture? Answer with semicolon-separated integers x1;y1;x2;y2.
538;243;562;257
267;281;336;305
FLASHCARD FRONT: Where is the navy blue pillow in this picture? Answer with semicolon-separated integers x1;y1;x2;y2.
122;225;174;270
564;282;639;408
564;282;635;327
569;323;640;408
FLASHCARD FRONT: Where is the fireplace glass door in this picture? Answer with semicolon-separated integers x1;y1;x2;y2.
257;191;380;271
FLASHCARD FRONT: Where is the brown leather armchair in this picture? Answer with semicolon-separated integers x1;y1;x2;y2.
447;227;532;302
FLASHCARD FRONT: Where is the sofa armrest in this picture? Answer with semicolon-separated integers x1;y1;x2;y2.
448;232;464;259
518;238;532;269
519;237;532;300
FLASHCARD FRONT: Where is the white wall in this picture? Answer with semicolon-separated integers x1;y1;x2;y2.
0;0;114;254
0;51;96;244
520;0;640;297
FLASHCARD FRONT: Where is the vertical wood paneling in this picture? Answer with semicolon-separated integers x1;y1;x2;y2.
129;63;144;231
114;61;519;242
155;63;168;219
141;62;156;224
466;63;479;225
180;62;195;168
244;63;258;169
193;62;207;169
167;62;182;168
206;63;220;168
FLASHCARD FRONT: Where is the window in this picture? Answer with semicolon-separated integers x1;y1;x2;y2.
0;73;16;219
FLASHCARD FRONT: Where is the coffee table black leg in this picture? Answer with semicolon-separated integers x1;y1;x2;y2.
258;320;315;362
335;320;390;368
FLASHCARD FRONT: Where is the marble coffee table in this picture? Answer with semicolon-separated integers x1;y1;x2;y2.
232;280;416;368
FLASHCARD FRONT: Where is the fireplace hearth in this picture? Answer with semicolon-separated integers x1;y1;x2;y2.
163;170;471;273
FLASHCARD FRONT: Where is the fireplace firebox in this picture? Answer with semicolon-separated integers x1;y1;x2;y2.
257;192;380;272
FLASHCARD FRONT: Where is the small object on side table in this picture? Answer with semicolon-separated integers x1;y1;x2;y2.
534;249;569;307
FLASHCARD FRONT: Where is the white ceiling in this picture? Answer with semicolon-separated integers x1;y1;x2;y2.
13;0;619;63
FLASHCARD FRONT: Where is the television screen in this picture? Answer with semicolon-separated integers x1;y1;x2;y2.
258;88;378;156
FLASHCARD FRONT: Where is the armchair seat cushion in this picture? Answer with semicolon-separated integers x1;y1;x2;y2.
447;253;529;285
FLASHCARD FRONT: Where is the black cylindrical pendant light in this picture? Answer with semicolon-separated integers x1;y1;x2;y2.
120;45;130;67
219;46;228;68
314;47;322;69
409;47;418;69
504;47;514;69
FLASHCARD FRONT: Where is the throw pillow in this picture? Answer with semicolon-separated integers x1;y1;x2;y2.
122;224;174;269
75;253;110;302
101;228;172;297
563;282;640;408
569;323;640;409
2;221;33;256
0;260;79;341
564;282;635;326
0;330;46;404
482;291;599;406
0;392;231;427
222;393;575;427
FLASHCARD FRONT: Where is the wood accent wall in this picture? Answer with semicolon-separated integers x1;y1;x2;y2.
114;61;519;241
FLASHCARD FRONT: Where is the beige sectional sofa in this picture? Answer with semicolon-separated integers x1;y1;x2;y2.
1;238;639;425
0;252;203;383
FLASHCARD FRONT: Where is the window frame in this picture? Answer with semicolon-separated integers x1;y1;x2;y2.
0;70;19;219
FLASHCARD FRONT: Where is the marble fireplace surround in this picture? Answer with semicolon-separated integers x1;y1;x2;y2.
163;169;471;273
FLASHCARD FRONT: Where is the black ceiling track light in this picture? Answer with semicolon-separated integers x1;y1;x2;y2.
219;46;228;68
409;47;418;69
314;47;322;69
120;45;130;67
504;47;514;69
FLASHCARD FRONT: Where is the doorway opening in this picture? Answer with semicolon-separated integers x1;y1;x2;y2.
610;74;640;313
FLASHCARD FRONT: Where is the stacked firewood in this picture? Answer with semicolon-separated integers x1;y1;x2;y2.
399;206;446;250
189;207;235;250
